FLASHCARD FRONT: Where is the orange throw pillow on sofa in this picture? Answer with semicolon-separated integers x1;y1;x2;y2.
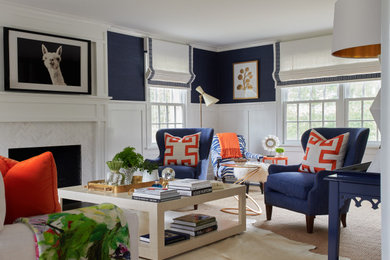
0;156;18;178
3;152;61;224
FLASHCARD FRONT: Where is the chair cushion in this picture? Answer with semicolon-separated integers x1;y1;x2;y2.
159;165;197;179
266;172;315;200
0;173;5;231
3;152;61;224
299;129;349;173
164;132;200;167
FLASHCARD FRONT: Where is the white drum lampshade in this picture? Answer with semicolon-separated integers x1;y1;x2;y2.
332;0;381;58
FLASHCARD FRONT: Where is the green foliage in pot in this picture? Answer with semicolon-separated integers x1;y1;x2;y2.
113;147;144;170
106;160;123;172
275;147;285;154
142;160;159;174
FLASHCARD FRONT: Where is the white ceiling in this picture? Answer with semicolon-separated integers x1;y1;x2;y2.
4;0;337;49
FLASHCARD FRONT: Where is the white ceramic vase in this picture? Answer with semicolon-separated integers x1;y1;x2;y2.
142;169;159;182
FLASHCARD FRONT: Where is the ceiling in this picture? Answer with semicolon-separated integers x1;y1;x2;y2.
4;0;337;50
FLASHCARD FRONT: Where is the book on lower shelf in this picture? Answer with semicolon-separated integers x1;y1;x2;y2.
140;229;190;245
172;213;216;227
170;220;217;231
169;224;218;236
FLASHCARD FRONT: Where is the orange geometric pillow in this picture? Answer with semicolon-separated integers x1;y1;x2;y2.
3;152;61;224
164;132;201;167
299;129;350;173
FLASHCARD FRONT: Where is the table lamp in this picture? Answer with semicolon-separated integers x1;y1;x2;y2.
332;0;381;171
196;86;219;127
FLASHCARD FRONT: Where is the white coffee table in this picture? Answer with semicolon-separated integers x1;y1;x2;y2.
58;184;246;260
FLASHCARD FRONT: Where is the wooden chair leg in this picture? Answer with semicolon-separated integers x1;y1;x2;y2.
306;215;315;233
259;182;264;194
194;204;198;210
340;213;347;227
265;204;272;220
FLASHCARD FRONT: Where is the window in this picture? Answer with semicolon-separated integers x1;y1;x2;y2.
148;86;187;145
282;80;380;143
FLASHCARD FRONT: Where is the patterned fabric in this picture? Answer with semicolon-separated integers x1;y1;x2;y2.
17;203;131;260
210;134;263;178
164;132;200;167
299;129;350;173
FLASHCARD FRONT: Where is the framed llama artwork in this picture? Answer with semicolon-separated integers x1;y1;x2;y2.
3;27;91;94
233;60;259;100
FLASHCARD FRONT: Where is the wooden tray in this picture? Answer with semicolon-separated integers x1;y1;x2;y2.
87;177;159;193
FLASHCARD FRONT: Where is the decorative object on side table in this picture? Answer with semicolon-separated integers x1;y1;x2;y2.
113;147;144;185
233;60;259;100
275;147;285;157
262;135;280;156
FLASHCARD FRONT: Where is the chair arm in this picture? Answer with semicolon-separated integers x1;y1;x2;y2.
144;158;163;166
244;151;263;161
268;164;300;174
307;170;337;214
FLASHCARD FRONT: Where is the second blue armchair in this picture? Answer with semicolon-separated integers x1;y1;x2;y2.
146;128;214;180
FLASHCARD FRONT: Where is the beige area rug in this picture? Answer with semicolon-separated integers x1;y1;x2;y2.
170;225;348;260
147;186;380;260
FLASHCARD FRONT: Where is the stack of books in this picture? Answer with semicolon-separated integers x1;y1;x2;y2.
168;178;212;197
169;213;218;236
131;187;180;203
140;229;190;245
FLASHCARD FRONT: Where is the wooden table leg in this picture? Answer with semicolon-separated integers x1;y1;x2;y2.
328;182;341;260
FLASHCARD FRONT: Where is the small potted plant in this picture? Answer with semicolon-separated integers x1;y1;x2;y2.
106;160;124;185
113;147;144;185
275;147;285;157
141;160;159;182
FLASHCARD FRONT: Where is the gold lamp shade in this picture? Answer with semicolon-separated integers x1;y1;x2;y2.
332;0;381;58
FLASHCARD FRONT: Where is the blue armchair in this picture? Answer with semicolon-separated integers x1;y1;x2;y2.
264;128;369;233
147;128;214;180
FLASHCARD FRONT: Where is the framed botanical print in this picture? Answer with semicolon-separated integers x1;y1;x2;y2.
233;60;259;99
3;27;91;94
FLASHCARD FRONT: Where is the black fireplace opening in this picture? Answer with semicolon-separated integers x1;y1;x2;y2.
8;145;91;209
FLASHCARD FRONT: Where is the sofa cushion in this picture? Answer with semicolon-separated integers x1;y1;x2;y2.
4;152;61;224
299;129;349;173
266;172;315;200
164;132;200;167
0;173;5;231
0;156;18;178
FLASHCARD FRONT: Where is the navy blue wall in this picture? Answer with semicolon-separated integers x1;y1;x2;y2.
191;48;219;103
191;45;275;104
217;45;275;103
107;31;145;101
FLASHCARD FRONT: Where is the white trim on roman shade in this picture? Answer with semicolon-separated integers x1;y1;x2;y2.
145;38;195;87
273;35;381;87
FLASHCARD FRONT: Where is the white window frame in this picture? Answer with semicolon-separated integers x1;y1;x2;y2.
278;80;381;146
145;84;189;149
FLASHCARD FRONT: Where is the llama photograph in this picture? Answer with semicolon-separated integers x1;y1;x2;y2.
4;27;91;94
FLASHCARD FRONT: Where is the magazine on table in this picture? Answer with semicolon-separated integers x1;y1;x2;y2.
172;213;216;227
140;229;190;245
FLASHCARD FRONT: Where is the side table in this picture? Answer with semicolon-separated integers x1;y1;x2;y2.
262;156;288;165
324;171;380;260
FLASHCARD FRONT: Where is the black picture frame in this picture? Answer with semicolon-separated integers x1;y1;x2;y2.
4;27;91;94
